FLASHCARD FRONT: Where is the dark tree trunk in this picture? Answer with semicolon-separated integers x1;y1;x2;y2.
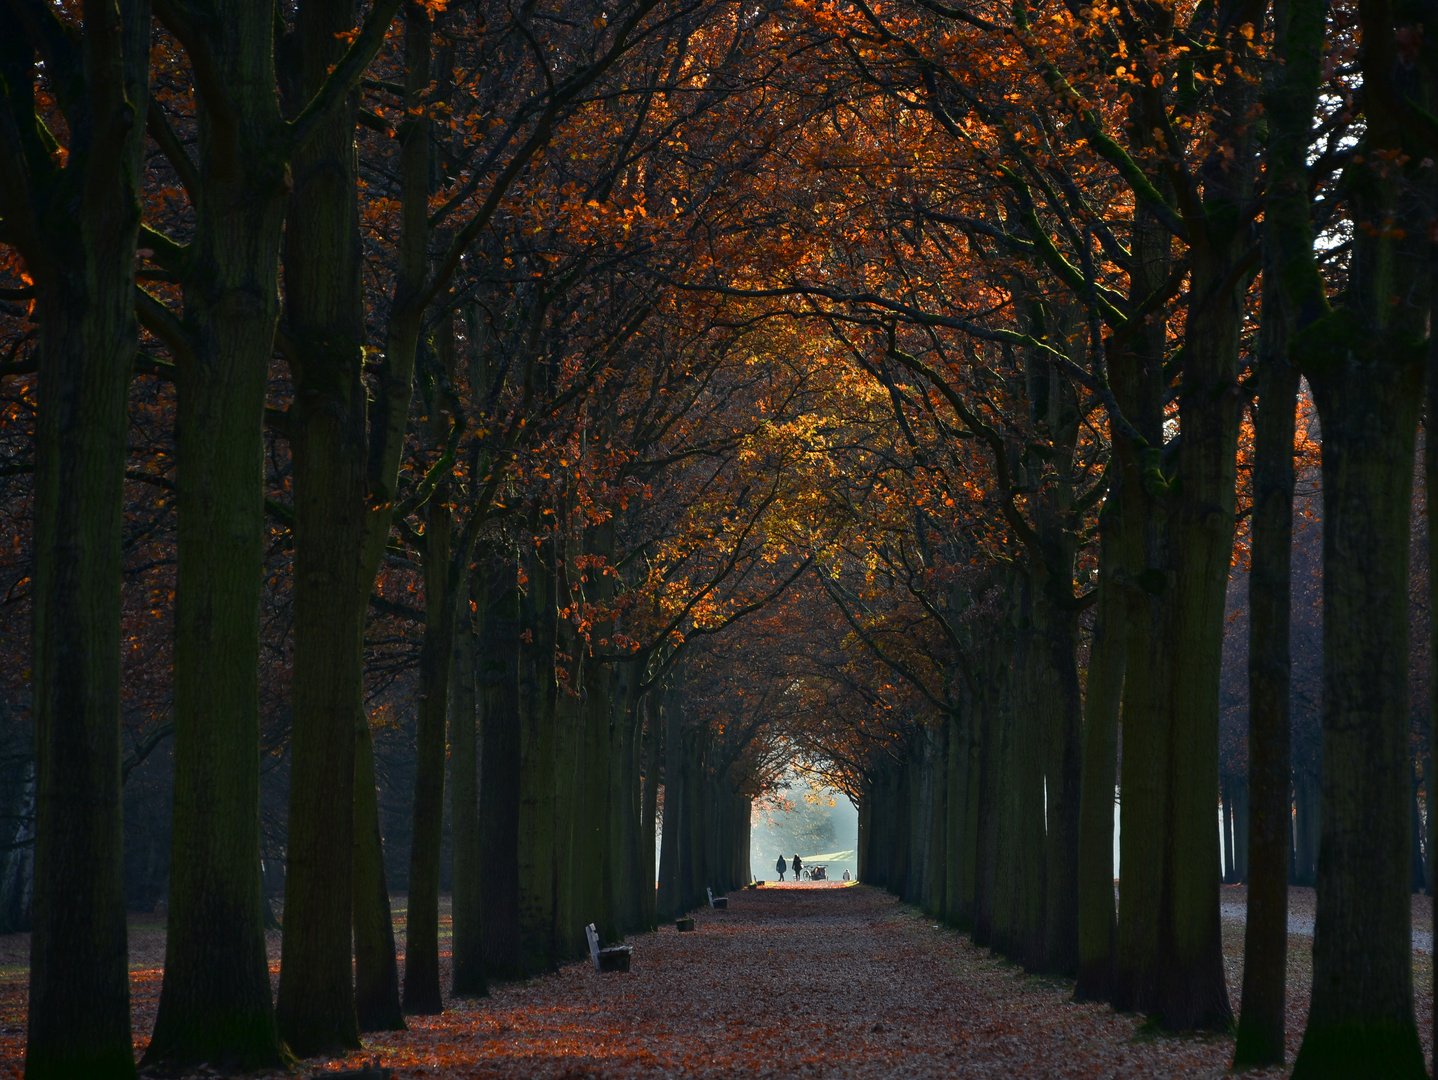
353;716;404;1031
450;574;486;997
1075;510;1125;1000
517;538;559;971
1292;345;1426;1076
4;1;152;1073
149;0;299;1064
1235;314;1296;1066
402;476;454;1015
1411;763;1426;895
272;0;370;1052
1290;49;1429;1063
478;571;523;977
656;670;684;920
640;688;662;928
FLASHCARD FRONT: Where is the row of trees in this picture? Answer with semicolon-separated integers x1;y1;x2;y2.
0;0;855;1074
8;0;1438;1076
742;0;1438;1075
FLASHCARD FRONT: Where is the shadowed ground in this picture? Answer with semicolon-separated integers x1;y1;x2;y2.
0;883;1433;1077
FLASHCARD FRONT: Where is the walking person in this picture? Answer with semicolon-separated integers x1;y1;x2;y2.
775;854;787;882
791;853;803;881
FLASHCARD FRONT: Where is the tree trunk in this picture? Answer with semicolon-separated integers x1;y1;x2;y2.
518;537;559;971
1075;509;1126;1001
1290;77;1429;1068
8;1;151;1073
1410;763;1426;894
478;570;523;977
640;687;662;928
272;0;370;1053
1429;260;1438;1061
1233;778;1250;882
150;0;295;1063
656;669;684;919
450;574;486;996
353;715;404;1030
1111;180;1171;1019
1292;345;1426;1075
402;475;454;1014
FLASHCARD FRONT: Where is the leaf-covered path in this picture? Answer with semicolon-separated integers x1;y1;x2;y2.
9;881;1431;1078
351;883;1248;1079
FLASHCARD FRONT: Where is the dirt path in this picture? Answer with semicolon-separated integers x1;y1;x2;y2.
2;883;1434;1078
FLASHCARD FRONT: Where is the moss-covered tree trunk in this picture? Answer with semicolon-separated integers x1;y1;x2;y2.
4;2;151;1073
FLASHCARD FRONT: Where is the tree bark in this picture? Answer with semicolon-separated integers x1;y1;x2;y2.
402;471;454;1015
518;536;559;970
1290;22;1430;1062
656;669;684;920
149;0;298;1063
1235;117;1304;1050
3;2;151;1073
478;569;523;976
1075;509;1126;1001
640;687;662;928
272;0;370;1052
450;573;486;996
353;714;404;1030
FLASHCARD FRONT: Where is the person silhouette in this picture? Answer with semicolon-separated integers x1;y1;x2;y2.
775;854;787;882
791;853;803;881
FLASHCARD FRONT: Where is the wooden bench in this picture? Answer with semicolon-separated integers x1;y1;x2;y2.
586;922;632;972
707;887;728;909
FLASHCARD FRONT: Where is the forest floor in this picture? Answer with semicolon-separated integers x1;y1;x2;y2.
0;882;1433;1078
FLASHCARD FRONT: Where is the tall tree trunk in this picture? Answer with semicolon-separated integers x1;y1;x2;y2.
1430;356;1438;1071
924;725;949;917
640;687;662;928
656;669;684;920
1111;176;1171;1018
478;569;523;976
1293;347;1426;1076
518;537;559;971
1290;19;1430;1063
402;473;454;1014
1235;206;1300;1066
4;1;152;1073
272;0;370;1053
1429;260;1438;1062
149;0;297;1063
353;715;404;1030
1410;763;1426;894
450;574;486;996
1075;510;1126;1001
